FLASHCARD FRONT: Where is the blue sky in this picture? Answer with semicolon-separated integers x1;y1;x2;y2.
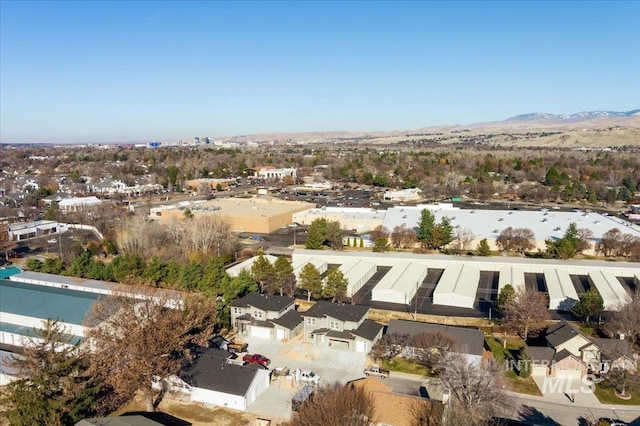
1;1;639;143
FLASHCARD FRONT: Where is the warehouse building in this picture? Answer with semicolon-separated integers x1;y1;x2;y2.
154;196;315;234
226;255;279;278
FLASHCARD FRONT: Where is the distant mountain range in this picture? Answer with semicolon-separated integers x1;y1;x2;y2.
504;109;640;123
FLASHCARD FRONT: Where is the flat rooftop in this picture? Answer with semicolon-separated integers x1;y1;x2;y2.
168;197;316;219
0;279;100;325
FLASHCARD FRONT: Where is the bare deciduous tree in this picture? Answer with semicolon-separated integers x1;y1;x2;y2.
505;285;550;339
449;227;474;254
0;222;17;261
166;215;238;261
410;331;460;369
370;332;412;362
437;353;514;425
391;225;418;249
607;290;640;345
84;287;217;412
410;399;444;426
496;227;535;254
286;383;375;426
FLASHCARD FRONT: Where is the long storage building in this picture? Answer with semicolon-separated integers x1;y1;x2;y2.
371;262;428;305
432;264;480;309
544;269;578;310
588;271;629;311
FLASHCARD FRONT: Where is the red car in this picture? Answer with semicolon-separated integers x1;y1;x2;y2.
242;353;270;367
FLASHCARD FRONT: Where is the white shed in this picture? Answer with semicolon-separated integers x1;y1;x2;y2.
338;260;377;297
587;271;629;311
543;269;578;310
226;255;279;277
432;264;480;309
371;262;428;305
498;266;526;293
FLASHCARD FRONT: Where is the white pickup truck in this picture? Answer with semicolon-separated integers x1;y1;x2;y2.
363;365;390;378
298;370;321;385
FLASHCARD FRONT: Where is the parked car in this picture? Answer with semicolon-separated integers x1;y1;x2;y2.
242;353;270;367
291;385;315;411
298;370;321;385
363;365;389;378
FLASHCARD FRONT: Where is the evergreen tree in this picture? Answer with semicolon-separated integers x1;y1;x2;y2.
299;263;323;301
476;238;492;256
572;288;604;323
417;209;435;249
0;320;100;426
305;218;328;249
251;253;277;295
323;267;348;302
495;284;516;319
274;256;295;297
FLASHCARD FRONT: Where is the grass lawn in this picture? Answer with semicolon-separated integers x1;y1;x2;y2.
380;358;430;376
505;370;542;396
594;382;640;406
486;335;542;395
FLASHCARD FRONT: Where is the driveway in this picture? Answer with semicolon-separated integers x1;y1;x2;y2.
244;334;368;421
531;375;600;405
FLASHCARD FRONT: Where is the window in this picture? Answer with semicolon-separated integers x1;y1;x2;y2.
306;318;316;325
253;310;263;319
329;321;341;331
233;308;241;314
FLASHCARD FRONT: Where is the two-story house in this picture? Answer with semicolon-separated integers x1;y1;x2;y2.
230;293;302;340
301;301;383;353
545;320;602;379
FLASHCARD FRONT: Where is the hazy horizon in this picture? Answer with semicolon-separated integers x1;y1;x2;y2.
1;1;639;144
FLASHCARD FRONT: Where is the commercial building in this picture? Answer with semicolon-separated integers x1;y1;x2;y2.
154;196;315;234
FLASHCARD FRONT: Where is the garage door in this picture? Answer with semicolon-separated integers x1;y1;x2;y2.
531;365;547;376
251;326;271;339
276;329;287;340
356;341;367;353
555;368;582;380
329;340;349;351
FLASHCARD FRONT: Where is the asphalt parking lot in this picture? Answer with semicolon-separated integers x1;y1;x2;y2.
242;334;368;421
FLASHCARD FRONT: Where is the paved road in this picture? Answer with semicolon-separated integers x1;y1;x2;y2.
386;371;640;425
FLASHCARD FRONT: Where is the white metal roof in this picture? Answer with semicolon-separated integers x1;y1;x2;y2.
338;260;377;295
371;262;427;304
382;205;640;246
432;264;480;308
498;266;526;293
588;271;629;310
374;262;427;293
544;269;578;310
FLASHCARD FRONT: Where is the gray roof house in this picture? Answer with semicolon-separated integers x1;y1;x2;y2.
386;319;486;365
301;301;383;353
230;293;301;340
167;348;271;411
545;320;602;375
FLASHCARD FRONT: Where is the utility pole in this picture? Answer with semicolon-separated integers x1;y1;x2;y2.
414;281;418;319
